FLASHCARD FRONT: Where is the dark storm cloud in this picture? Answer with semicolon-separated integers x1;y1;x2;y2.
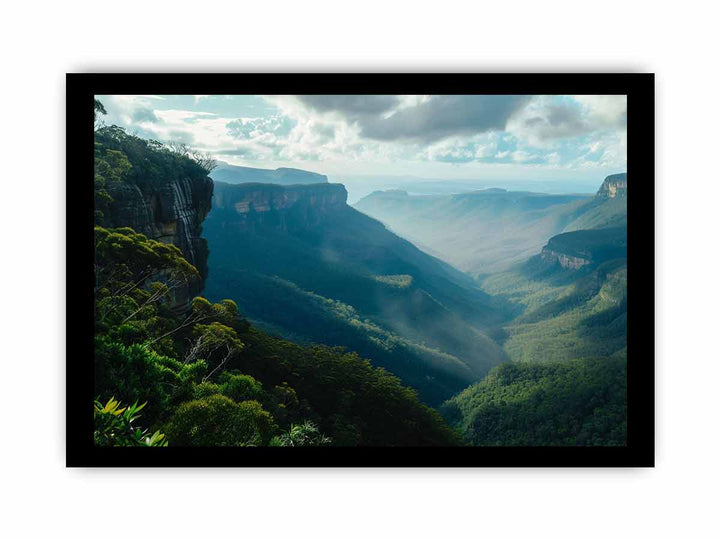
359;95;531;143
297;95;400;116
521;102;589;140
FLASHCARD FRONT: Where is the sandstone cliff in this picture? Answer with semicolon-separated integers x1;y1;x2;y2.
104;175;214;305
211;181;347;232
597;173;627;199
540;248;592;269
540;227;627;271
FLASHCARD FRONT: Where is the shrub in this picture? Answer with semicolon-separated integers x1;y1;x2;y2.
165;395;276;446
219;372;263;403
94;337;172;425
270;421;332;447
193;382;222;399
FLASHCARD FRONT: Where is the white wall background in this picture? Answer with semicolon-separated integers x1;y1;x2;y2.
1;1;717;537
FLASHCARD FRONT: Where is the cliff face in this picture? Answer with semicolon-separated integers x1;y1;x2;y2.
104;175;214;303
540;227;627;271
597;173;627;199
540;248;591;269
211;182;347;232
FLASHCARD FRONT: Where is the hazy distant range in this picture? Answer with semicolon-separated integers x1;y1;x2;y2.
335;175;597;203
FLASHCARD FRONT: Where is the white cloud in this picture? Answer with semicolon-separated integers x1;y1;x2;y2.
572;95;627;127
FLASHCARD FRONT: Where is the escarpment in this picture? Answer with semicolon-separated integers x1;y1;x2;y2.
104;175;214;305
597;173;627;199
540;248;592;269
211;181;347;232
540;227;627;270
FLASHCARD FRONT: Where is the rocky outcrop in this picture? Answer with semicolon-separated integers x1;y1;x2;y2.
597;173;627;199
540;248;591;269
104;175;214;305
540;227;627;271
212;182;347;232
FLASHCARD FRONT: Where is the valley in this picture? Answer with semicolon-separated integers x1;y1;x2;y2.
202;181;510;405
91;97;628;447
198;169;628;444
352;173;628;444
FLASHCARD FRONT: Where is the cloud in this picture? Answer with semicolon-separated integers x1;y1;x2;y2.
359;95;530;142
292;95;530;144
296;95;400;116
166;130;195;144
131;107;160;123
226;115;295;139
507;95;627;147
573;95;627;127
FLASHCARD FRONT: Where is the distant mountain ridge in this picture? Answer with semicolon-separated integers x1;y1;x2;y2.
210;161;328;186
354;173;628;276
355;188;591;275
479;174;628;364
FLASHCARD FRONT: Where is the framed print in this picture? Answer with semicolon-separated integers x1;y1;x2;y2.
66;73;654;467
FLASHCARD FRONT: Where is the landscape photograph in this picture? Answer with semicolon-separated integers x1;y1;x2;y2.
90;92;629;449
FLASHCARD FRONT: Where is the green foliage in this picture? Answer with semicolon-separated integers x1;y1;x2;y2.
192;322;244;355
94;337;179;425
94;398;168;447
94;226;204;351
94;125;214;186
93;144;131;223
482;258;627;364
94;99;107;119
165;395;276;446
192;382;223;400
218;372;264;403
270;421;332;447
442;356;627;446
95;226;199;285
226;327;461;446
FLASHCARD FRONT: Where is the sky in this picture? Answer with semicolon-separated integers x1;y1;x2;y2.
96;94;627;194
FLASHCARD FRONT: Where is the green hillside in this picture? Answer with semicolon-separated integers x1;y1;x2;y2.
441;175;629;446
482;240;627;363
562;197;627;232
441;354;626;446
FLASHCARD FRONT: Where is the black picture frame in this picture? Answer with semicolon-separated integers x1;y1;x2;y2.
67;73;654;467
